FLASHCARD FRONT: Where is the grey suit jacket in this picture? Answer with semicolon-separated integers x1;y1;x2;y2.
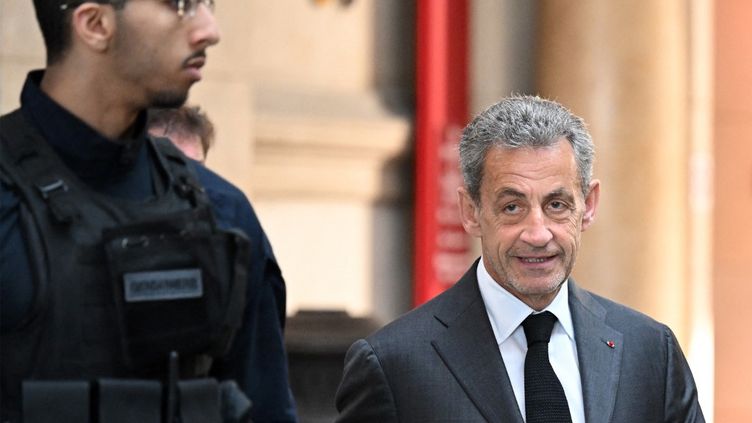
335;261;704;422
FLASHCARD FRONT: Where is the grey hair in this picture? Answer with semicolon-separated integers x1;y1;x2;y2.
459;95;595;203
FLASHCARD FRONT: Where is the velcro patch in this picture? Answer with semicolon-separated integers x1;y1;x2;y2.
123;269;203;302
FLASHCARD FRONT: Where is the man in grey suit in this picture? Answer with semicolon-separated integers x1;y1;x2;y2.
335;96;704;422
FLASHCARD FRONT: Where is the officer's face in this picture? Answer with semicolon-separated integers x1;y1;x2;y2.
110;0;220;108
458;139;600;310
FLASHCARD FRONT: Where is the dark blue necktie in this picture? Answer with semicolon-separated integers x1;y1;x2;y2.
522;311;572;423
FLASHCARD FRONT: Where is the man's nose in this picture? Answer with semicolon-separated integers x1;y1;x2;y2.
190;4;221;48
519;208;553;247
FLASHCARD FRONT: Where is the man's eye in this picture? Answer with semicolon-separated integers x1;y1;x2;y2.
504;204;519;213
547;200;570;214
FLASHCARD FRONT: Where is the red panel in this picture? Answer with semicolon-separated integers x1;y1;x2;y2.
414;0;469;306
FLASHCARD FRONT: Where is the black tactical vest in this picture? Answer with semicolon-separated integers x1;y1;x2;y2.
0;110;250;420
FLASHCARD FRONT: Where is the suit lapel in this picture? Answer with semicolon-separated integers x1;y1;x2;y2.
569;281;623;423
430;264;524;423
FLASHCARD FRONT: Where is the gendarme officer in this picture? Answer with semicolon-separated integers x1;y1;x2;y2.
0;1;297;422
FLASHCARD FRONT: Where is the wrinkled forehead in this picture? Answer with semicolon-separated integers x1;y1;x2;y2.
480;141;581;193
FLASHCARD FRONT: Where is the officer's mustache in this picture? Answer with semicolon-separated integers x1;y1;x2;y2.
182;51;207;68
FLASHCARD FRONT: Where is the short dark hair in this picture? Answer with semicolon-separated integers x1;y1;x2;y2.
33;0;126;64
147;106;216;157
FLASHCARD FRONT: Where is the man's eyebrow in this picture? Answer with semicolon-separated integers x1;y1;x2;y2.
494;188;526;200
544;187;576;203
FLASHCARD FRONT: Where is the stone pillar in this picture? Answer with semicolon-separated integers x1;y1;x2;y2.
536;1;690;339
246;0;415;323
469;0;535;115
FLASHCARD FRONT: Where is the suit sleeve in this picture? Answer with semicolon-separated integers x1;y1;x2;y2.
335;339;399;423
663;326;705;422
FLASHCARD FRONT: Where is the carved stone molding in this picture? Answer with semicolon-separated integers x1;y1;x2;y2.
251;88;413;202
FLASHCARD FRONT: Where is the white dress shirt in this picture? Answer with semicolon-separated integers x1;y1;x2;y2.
476;257;586;423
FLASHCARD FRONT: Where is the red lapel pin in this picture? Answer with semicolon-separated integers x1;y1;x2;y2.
606;340;616;349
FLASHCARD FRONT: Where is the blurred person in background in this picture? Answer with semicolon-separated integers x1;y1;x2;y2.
335;96;703;423
0;1;296;422
148;105;214;163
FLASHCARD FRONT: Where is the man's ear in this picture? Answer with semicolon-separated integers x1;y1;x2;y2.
458;187;482;238
581;179;600;231
70;3;117;53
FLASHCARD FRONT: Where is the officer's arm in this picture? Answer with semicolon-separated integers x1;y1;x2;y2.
220;200;297;422
245;270;297;422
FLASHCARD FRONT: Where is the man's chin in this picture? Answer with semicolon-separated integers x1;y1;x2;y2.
150;91;189;109
510;276;565;297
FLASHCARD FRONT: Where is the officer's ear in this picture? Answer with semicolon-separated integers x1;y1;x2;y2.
69;3;117;54
458;187;482;238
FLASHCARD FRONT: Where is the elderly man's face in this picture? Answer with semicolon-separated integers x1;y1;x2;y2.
458;138;599;310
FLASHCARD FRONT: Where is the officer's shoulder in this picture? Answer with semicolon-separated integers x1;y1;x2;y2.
149;136;247;205
193;164;247;202
193;162;257;220
192;165;262;230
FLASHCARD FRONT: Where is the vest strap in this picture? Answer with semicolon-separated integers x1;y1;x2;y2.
1;111;79;224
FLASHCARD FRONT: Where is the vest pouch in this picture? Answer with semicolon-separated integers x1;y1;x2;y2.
22;381;90;423
97;379;162;423
102;207;249;371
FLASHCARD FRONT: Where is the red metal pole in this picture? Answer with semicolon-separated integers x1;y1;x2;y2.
414;0;469;306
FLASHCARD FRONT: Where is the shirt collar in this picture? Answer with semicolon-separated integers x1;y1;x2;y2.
19;70;149;183
477;256;575;345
